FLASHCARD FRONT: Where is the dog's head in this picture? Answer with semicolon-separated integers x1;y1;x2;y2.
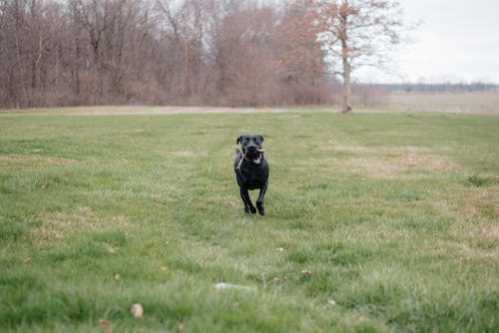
237;134;264;161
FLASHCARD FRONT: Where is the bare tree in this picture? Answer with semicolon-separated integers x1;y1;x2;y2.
0;0;335;109
314;0;404;113
275;0;330;104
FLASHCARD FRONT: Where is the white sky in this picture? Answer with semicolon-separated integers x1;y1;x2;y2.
356;0;499;83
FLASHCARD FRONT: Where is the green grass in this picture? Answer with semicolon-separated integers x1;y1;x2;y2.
1;108;499;332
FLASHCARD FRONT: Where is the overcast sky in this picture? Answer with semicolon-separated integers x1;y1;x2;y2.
357;0;499;83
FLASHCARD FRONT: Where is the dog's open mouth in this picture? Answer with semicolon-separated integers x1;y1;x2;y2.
245;149;264;163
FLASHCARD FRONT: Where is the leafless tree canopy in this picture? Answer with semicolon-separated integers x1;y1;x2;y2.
313;0;404;112
0;0;336;108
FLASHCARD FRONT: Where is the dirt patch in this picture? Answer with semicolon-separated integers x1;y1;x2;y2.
0;154;76;166
32;207;129;247
332;146;460;178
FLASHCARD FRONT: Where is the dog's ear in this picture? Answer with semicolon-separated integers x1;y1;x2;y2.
237;136;243;144
258;135;264;143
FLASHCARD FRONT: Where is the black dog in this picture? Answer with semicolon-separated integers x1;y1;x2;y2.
234;135;269;216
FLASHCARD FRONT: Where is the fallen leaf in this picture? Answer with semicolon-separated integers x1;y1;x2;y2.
99;319;113;333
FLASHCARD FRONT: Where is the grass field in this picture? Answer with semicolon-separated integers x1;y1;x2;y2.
1;108;499;332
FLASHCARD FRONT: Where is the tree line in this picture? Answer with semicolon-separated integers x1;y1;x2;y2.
0;0;405;110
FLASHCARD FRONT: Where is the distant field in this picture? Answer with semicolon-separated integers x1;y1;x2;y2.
385;91;499;114
3;91;498;116
1;108;499;332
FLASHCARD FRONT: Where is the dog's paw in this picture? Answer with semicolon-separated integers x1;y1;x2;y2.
244;206;257;214
256;203;265;216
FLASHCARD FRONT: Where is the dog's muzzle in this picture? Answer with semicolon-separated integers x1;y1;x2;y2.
245;148;264;164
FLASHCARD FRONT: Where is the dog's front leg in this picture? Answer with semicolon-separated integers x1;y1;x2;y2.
240;188;257;214
256;183;268;216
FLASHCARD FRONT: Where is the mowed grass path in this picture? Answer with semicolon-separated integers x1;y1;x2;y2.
1;109;499;332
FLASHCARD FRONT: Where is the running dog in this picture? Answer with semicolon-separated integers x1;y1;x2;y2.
234;135;269;216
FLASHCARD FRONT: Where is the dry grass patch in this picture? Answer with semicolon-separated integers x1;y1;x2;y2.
414;237;499;262
32;207;129;247
479;224;499;240
164;150;208;158
321;143;434;154
437;185;499;251
455;243;499;261
330;146;460;178
0;154;76;166
439;185;499;223
5;106;304;116
387;91;499;114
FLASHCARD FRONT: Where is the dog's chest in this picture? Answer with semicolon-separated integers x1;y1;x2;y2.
238;161;268;189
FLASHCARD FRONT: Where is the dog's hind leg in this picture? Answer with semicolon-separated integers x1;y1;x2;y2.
240;188;257;214
256;183;268;216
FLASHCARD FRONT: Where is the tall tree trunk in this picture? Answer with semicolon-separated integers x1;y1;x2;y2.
73;36;81;100
340;7;352;114
14;13;29;108
184;41;191;98
341;54;352;113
